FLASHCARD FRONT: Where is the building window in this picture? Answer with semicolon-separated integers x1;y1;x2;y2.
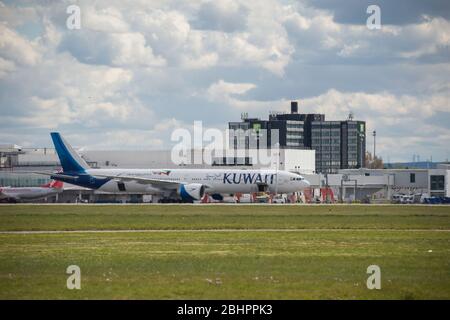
410;173;416;183
430;175;445;190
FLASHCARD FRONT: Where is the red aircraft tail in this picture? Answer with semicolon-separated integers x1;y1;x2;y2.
41;180;63;189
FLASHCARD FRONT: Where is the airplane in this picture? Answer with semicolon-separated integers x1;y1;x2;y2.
0;180;63;203
35;132;310;202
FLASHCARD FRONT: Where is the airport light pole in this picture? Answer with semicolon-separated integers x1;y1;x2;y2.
357;131;365;168
373;130;376;159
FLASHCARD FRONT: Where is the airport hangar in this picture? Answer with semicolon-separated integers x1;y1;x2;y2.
1;144;449;203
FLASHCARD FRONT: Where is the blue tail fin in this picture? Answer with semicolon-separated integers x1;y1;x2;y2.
50;132;89;173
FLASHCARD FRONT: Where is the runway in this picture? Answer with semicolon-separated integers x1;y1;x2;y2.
1;228;449;235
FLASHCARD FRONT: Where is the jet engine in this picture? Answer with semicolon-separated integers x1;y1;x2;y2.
178;183;205;202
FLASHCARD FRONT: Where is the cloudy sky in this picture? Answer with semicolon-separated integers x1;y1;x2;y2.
0;0;449;162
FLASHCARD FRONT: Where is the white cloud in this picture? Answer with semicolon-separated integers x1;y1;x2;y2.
284;4;450;62
195;0;249;32
396;17;450;58
123;2;294;74
207;79;256;101
0;56;15;78
298;89;449;121
109;32;166;67
26;96;75;128
83;6;130;33
0;24;41;66
0;0;448;161
207;79;289;111
0;1;39;28
39;19;62;49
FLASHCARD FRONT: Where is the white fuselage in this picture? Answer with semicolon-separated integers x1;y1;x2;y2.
0;187;61;201
88;168;310;195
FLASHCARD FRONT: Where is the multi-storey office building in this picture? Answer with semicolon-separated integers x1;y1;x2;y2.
311;120;366;173
228;101;366;173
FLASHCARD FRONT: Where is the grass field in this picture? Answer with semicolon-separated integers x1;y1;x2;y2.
0;204;449;299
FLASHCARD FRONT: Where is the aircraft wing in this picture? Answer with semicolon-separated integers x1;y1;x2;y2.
31;171;80;181
32;172;212;190
92;174;184;189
